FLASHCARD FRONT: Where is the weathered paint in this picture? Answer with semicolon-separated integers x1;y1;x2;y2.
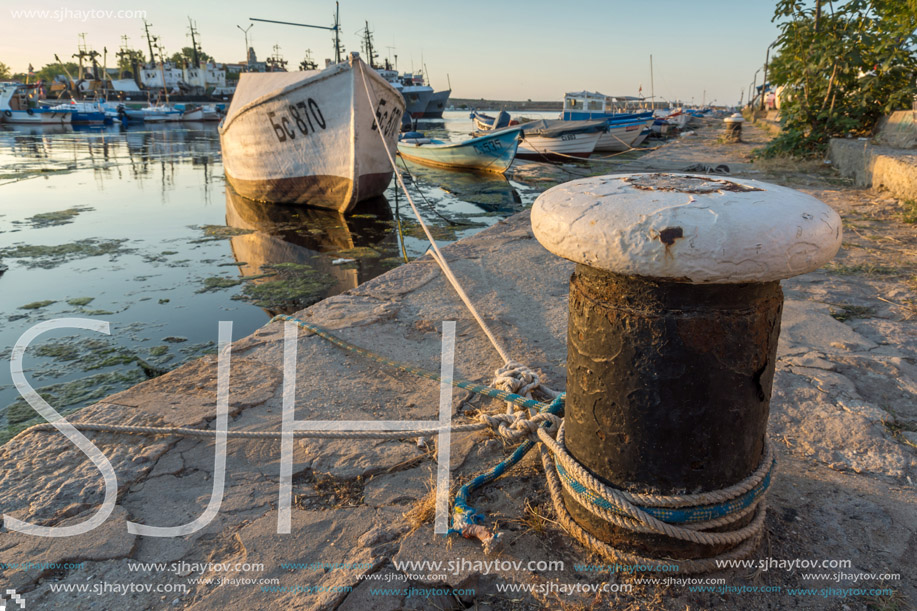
219;55;404;213
563;266;782;557
532;173;841;560
531;173;842;283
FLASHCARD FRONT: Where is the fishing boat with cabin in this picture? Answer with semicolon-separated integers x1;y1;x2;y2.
219;51;404;213
0;84;72;125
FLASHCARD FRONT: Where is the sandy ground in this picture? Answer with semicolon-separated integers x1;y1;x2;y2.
0;119;915;611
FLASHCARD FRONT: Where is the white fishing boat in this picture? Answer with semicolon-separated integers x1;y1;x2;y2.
219;52;404;212
179;104;222;122
141;105;182;123
0;84;71;125
594;120;651;152
493;119;604;161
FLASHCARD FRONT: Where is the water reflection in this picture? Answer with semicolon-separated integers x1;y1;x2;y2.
224;186;400;315
398;158;522;214
0;123;220;192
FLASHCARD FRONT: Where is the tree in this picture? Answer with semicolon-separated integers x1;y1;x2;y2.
168;47;213;66
30;62;81;84
0;61;11;80
761;0;917;158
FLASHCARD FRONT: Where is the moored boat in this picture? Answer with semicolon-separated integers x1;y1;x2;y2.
470;109;511;132
44;101;106;125
489;119;605;161
594;120;651;152
422;89;451;118
0;84;72;125
219;52;404;213
397;127;521;173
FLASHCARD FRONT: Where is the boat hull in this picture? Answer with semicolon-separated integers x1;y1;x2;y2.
594;121;646;152
397;129;520;173
516;131;600;161
1;109;71;124
219;56;404;213
422;89;451;118
402;87;434;118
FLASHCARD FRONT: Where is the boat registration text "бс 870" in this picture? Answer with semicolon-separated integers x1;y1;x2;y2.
267;98;327;143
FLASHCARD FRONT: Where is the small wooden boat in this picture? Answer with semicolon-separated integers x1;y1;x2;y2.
501;119;606;161
470;109;510;132
397;128;521;173
219;52;405;213
594;119;652;152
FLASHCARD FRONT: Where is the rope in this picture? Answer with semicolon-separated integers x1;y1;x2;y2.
356;61;513;365
13;315;772;572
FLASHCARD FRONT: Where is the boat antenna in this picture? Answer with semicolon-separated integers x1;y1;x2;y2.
250;1;342;64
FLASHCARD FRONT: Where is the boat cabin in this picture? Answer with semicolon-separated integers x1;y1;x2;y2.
0;83;40;111
563;91;648;120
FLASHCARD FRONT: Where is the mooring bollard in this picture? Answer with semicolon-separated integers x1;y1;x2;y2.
532;173;841;561
723;113;745;142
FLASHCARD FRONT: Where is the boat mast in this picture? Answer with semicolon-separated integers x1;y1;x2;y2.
188;18;201;67
143;20;156;64
249;2;343;65
649;54;655;110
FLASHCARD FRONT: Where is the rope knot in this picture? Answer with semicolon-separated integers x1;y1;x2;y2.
493;361;541;399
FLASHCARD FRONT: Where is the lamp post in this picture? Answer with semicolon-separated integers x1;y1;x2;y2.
760;39;778;111
237;24;253;70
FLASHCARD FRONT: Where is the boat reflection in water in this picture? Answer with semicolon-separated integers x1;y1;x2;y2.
397;157;522;215
224;186;399;316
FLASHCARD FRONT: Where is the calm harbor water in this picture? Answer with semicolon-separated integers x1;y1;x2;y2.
0;110;557;440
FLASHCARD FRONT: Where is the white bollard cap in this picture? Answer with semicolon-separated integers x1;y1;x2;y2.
531;173;842;284
724;113;745;124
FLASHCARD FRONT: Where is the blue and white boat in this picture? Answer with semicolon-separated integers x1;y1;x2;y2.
44;101;107;125
397;127;522;173
0;84;71;125
562;91;655;151
470;109;511;132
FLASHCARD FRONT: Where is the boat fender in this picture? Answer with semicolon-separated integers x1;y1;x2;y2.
26;108;34;116
3;110;11;118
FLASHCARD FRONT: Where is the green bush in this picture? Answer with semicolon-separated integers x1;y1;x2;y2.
760;0;917;158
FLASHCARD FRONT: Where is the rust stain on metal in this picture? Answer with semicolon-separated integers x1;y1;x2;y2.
658;227;684;246
623;174;763;193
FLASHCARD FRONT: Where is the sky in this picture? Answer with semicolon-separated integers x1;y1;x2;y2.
1;0;782;106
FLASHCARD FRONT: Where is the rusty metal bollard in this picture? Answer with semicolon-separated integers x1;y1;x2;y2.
723;113;745;142
532;173;841;560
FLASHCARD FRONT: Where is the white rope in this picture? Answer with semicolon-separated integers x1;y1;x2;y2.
356;61;512;365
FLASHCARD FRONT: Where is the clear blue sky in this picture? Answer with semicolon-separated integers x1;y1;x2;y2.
1;0;782;105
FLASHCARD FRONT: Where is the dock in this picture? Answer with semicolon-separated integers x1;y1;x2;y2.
1;119;915;610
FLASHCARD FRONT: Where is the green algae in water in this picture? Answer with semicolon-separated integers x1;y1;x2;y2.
31;338;139;373
16;206;93;229
234;262;333;310
19;300;56;310
191;225;255;242
331;246;382;259
66;297;94;307
1;369;147;445
0;239;132;269
198;276;243;292
149;345;169;357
